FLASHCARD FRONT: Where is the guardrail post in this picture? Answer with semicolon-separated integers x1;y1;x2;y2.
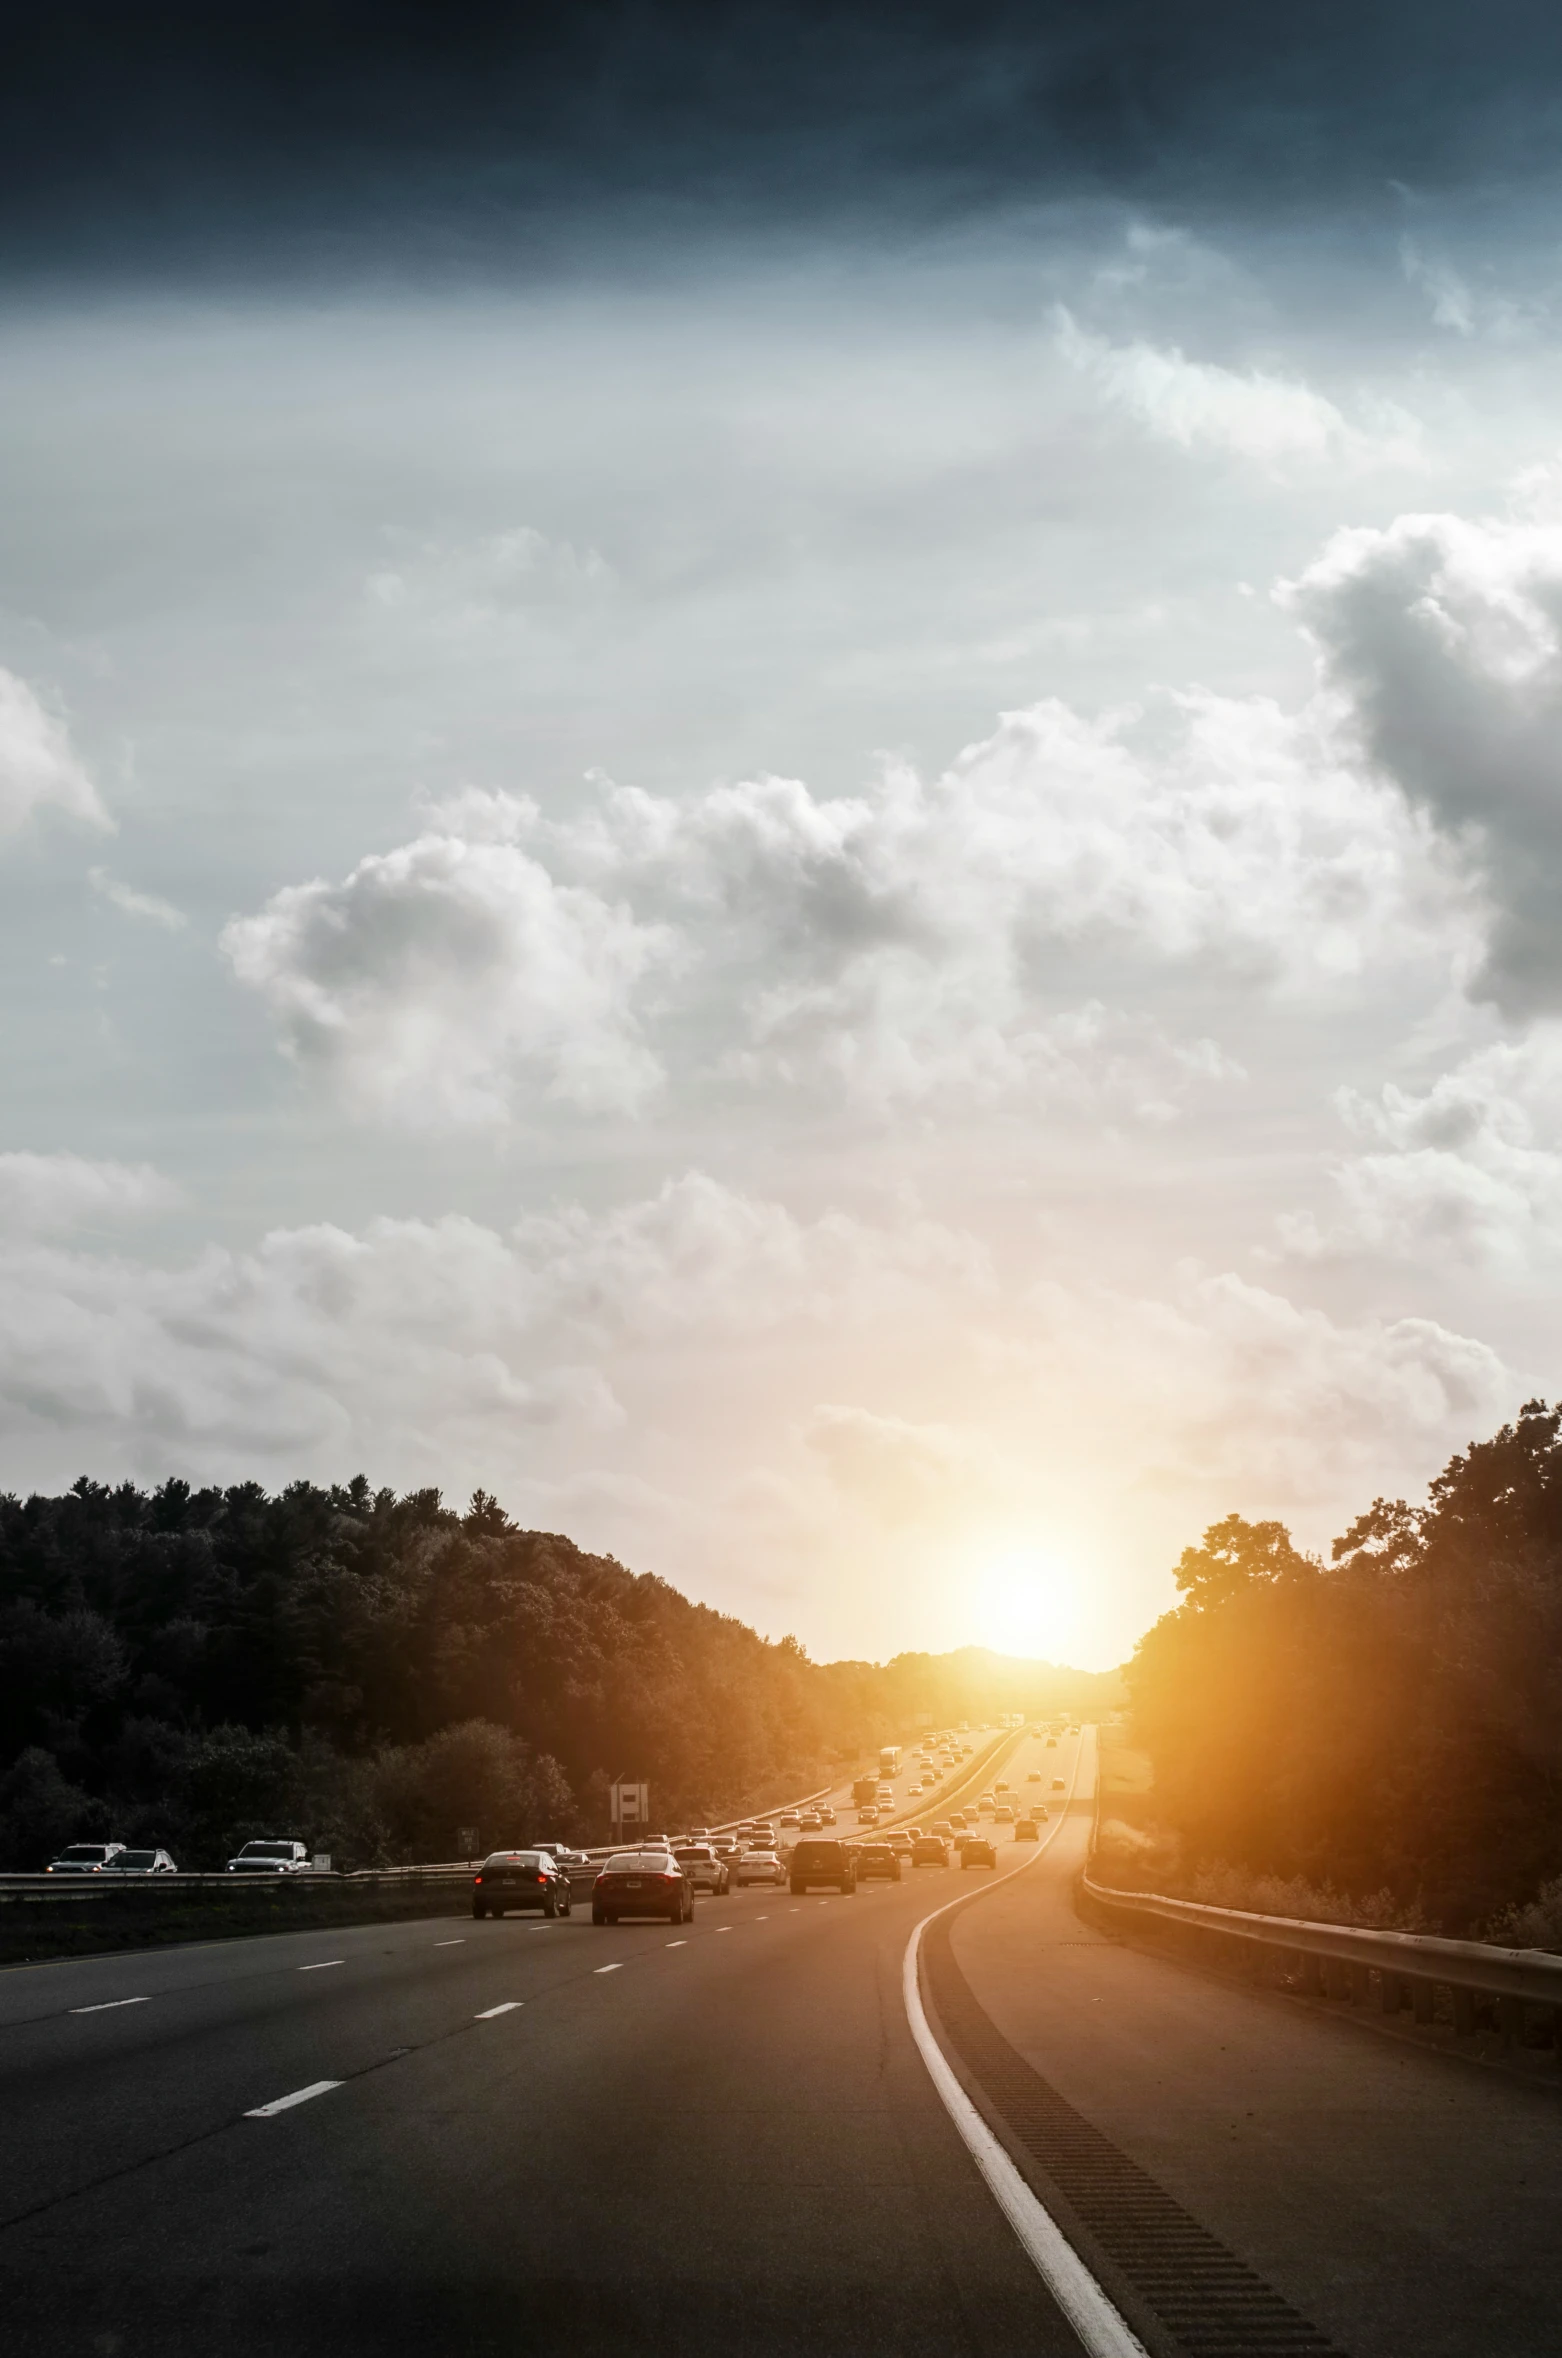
1299;1950;1323;1996
1452;1985;1476;2037
1348;1962;1371;2005
1498;1996;1526;2052
1380;1970;1402;2015
1324;1958;1350;1999
1412;1978;1435;2026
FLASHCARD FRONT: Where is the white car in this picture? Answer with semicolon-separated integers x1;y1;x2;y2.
226;1839;309;1874
105;1848;178;1874
736;1848;786;1886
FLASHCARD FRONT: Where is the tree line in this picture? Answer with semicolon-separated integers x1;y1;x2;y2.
0;1474;1118;1869
1126;1400;1562;1936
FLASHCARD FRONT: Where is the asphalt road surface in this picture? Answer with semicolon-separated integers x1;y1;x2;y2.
4;1730;1559;2358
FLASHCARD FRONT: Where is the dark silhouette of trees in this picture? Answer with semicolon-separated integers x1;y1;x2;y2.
0;1475;1119;1868
1128;1401;1562;1932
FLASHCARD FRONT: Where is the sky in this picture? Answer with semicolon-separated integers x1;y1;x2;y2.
6;1;1562;1667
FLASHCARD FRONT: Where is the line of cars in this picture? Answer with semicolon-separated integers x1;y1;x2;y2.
43;1838;320;1875
470;1818;793;1924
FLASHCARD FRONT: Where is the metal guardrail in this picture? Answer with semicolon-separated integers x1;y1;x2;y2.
1081;1872;1562;2051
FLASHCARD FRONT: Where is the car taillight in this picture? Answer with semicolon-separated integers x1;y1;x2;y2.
535;1874;546;1884
474;1873;484;1884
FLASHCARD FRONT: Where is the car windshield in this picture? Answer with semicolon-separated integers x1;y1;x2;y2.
56;1846;109;1861
113;1851;159;1867
240;1843;294;1858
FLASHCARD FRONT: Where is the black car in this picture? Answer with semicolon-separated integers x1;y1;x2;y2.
961;1838;997;1870
593;1850;693;1925
855;1843;901;1883
790;1838;857;1895
911;1836;948;1867
472;1850;573;1919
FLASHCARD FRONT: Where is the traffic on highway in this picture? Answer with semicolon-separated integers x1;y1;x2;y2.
5;1722;1560;2358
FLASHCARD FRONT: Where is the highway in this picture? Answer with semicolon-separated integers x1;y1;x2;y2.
3;1729;1559;2357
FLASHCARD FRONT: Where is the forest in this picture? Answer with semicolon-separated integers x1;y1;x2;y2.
0;1474;1118;1869
1125;1399;1562;1939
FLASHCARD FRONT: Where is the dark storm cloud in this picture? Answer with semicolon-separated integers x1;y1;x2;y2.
7;0;1562;283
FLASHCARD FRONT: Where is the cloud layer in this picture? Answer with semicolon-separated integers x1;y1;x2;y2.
226;679;1463;1128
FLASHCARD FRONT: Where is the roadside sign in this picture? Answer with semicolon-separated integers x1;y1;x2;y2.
457;1826;480;1859
611;1781;649;1828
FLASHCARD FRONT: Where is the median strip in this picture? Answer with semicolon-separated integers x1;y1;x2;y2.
245;2080;342;2118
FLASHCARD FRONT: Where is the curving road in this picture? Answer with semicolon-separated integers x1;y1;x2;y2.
3;1728;1559;2357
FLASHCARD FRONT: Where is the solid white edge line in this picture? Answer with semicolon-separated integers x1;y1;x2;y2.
245;2079;342;2118
901;1732;1149;2358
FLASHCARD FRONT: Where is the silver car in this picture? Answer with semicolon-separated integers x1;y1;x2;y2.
735;1848;786;1886
46;1843;125;1874
672;1844;730;1895
105;1848;178;1874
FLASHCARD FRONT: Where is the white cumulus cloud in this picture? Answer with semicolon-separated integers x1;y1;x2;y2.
221;824;676;1125
1289;507;1562;1013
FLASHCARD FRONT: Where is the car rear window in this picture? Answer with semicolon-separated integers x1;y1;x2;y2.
791;1841;843;1867
604;1852;674;1872
483;1851;542;1868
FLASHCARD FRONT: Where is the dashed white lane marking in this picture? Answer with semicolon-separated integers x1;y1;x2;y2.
297;1960;344;1972
71;1996;150;2014
474;2002;523;2019
716;1925;732;1933
666;1940;687;1948
594;1963;623;1975
435;1938;465;1948
246;2080;342;2118
756;1914;769;1920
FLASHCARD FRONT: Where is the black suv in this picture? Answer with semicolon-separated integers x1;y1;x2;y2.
790;1838;857;1895
856;1843;901;1883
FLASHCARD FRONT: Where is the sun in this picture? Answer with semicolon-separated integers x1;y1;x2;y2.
971;1546;1083;1661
